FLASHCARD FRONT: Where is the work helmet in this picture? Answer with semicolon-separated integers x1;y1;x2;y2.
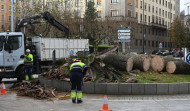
26;49;30;53
73;59;81;62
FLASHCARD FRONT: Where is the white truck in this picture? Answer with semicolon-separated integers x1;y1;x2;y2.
0;12;89;81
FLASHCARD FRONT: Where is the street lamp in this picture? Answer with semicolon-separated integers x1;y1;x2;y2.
142;0;145;53
11;0;14;32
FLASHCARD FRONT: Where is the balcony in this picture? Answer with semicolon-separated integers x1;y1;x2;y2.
150;22;167;30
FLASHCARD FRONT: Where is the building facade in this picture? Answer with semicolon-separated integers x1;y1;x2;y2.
185;0;190;15
131;0;180;52
0;0;19;32
19;0;180;53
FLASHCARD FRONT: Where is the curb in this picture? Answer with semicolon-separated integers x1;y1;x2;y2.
39;76;190;95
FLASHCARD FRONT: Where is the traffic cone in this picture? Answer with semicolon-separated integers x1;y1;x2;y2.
99;95;112;111
0;82;7;95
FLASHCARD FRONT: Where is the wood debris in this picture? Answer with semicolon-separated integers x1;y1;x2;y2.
10;81;56;99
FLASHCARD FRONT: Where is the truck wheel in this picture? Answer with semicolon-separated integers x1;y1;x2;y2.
17;66;25;82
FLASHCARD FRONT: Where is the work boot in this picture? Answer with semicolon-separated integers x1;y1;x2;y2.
25;75;29;81
77;99;83;103
72;98;76;103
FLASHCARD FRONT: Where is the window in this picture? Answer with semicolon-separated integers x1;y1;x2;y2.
65;1;70;7
156;41;158;47
145;3;147;10
0;36;4;51
1;15;4;21
148;40;150;47
111;0;118;3
136;12;138;19
5;36;22;51
9;16;11;21
140;1;142;9
128;10;131;17
135;39;138;46
152;41;154;47
168;12;170;18
162;10;164;16
140;13;142;21
165;42;167;47
128;0;132;5
145;15;147;23
97;11;101;18
1;25;4;31
9;6;11;12
111;10;119;16
152;6;154;13
162;0;164;5
152;15;154;23
97;0;101;5
136;0;138;7
75;0;80;7
148;4;150;11
148;16;150;23
140;40;142;46
1;5;4;10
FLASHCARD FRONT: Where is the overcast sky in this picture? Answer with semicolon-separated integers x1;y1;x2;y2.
181;0;184;12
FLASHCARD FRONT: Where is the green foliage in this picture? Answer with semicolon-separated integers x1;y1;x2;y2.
169;18;190;48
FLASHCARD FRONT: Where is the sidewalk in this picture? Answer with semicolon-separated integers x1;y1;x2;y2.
1;92;190;111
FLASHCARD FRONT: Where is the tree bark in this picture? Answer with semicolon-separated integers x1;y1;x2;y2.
166;61;190;74
103;54;133;72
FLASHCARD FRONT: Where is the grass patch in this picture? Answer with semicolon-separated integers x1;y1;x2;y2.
124;72;190;83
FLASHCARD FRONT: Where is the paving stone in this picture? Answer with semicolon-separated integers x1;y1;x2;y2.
83;82;94;94
132;84;144;95
144;83;157;95
169;83;179;94
119;83;132;95
107;83;118;95
94;83;107;94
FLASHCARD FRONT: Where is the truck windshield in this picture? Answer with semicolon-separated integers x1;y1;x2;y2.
0;36;4;51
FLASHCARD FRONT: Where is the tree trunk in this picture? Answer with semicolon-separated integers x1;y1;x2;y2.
166;61;190;74
161;57;177;72
103;54;133;72
151;55;164;72
131;55;151;72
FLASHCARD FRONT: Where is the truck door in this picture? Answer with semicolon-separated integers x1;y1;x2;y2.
4;35;24;71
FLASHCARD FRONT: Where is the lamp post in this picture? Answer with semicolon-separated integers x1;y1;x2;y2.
11;0;14;32
169;0;172;50
142;0;145;53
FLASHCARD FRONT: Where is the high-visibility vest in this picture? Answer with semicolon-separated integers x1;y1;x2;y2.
70;62;87;72
24;54;33;66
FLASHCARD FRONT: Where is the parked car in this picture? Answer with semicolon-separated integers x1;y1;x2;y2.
160;50;170;56
152;50;161;55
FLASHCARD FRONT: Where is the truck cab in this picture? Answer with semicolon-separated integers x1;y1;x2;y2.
0;32;25;81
